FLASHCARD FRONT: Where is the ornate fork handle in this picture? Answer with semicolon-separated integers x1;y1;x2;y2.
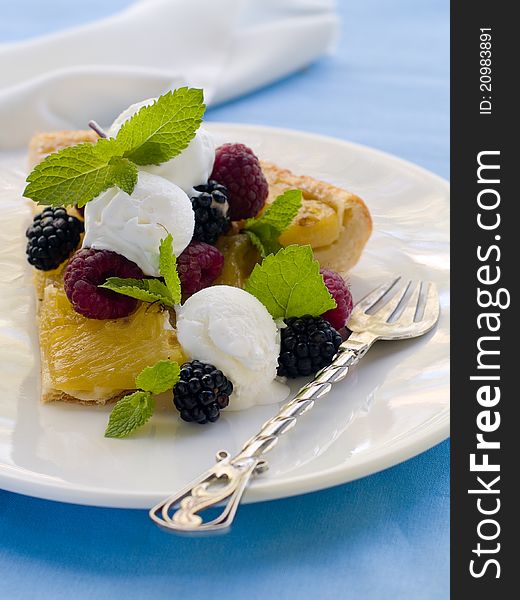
149;335;374;534
236;336;372;461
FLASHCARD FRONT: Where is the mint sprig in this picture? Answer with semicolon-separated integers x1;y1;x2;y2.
99;277;174;307
105;360;181;438
135;360;181;395
105;391;155;439
245;245;336;320
244;189;302;257
158;234;181;303
99;234;181;307
109;157;138;195
23;88;205;208
117;88;205;165
24;142;134;208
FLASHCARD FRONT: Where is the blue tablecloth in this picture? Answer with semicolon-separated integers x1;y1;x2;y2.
0;1;449;598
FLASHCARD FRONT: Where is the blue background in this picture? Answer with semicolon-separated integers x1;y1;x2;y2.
0;1;449;598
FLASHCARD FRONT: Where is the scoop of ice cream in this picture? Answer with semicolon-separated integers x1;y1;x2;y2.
108;98;152;137
83;171;194;276
108;98;215;195
176;285;289;410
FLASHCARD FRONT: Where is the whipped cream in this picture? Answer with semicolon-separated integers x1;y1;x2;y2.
176;286;290;410
108;98;215;195
83;171;194;276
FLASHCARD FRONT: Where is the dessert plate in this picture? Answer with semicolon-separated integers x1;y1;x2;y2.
0;123;449;508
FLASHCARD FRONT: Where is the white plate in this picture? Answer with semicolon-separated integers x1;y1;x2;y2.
0;124;449;508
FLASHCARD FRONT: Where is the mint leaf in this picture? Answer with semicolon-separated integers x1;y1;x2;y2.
245;245;336;319
24;141;123;208
244;189;302;257
105;391;154;438
135;360;180;395
245;230;266;256
24;88;205;208
244;225;279;258
99;235;182;308
116;88;205;165
108;157;138;195
105;360;181;438
91;136;122;160
159;234;181;304
99;277;174;307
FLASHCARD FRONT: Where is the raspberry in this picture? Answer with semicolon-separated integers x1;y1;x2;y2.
210;143;268;220
191;180;231;244
26;207;83;271
177;241;224;298
63;248;144;319
278;315;342;378
173;360;233;424
320;269;353;330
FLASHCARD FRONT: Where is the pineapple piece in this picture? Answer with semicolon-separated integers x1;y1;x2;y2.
278;197;340;249
261;161;372;274
215;233;260;289
39;285;185;396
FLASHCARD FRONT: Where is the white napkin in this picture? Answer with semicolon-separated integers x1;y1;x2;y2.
0;0;337;149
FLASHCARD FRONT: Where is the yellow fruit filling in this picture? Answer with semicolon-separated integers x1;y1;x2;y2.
279;197;340;249
40;285;185;394
33;262;68;305
216;233;261;289
215;194;344;290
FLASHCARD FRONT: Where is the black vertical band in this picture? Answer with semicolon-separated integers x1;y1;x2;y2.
451;2;513;596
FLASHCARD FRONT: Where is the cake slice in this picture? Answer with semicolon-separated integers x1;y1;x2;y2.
29;130;185;404
28;130;371;404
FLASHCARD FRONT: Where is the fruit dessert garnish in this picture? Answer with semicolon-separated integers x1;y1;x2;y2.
104;244;349;435
22;87;371;435
320;268;354;330
210;143;269;220
106;97;216;196
82;171;195;276
26;207;84;271
177;241;224;298
176;285;288;411
173;361;234;425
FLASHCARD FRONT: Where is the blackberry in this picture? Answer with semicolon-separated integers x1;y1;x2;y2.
191;180;231;245
277;315;343;378
173;360;233;424
26;207;84;271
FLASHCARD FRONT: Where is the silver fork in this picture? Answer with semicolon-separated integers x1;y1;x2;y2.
150;277;440;534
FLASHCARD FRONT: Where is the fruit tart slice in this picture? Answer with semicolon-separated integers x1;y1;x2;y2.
28;132;186;405
24;89;372;410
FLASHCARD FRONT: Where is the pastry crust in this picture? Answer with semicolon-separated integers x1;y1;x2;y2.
261;161;372;275
41;375;130;406
28;130;98;169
